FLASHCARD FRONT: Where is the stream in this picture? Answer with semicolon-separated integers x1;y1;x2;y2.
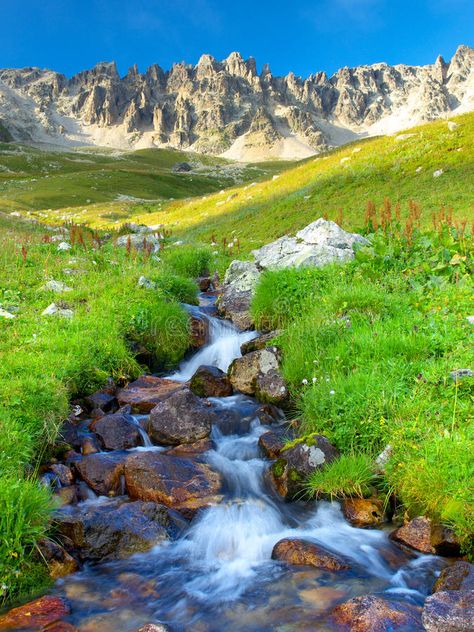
47;293;444;631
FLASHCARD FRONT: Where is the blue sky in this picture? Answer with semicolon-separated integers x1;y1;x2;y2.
2;0;473;78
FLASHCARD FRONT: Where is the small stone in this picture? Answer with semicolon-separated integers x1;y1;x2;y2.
272;538;350;571
375;444;392;473
57;242;72;251
466;316;474;325
42;303;74;318
38;538;79;579
137;625;171;632
433;169;444;178
49;463;74;486
138;276;156;290
449;368;473;383
0;309;16;319
197;276;212;291
42;280;72;293
190;365;233;398
240;331;282;355
447;121;459;131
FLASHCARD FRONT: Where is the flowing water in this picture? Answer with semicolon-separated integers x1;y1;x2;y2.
49;296;444;631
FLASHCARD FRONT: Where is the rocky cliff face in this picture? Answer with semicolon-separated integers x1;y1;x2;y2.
0;46;473;160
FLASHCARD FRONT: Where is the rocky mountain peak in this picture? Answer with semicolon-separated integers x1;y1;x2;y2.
0;47;472;161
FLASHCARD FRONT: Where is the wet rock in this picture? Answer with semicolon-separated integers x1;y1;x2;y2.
166;438;213;456
0;595;70;630
434;561;474;592
49;463;74;486
74;452;127;496
44;623;77;632
190;314;209;348
272;538;350;571
431;524;462;556
271;435;339;499
258;427;291;459
342;498;385;527
117;375;185;413
38;538;79;579
148;387;216;445
53;486;77;507
197;276;212;291
91;412;142;450
137;625;171;632
57;499;171;562
255;403;285;425
390;516;434;553
229;347;287;404
422;590;474;632
85;390;118;414
331;594;423;631
80;435;101;455
190;365;233;397
240;330;282;354
125;451;221;516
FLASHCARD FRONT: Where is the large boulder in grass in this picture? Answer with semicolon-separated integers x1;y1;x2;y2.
190;365;233;398
117;376;185;413
331;594;423;631
422;590;474;632
124;451;221;517
270;435;339;500
147;387;216;445
91;412;142;451
57;499;172;562
229;348;288;404
252;219;369;271
272;538;350;571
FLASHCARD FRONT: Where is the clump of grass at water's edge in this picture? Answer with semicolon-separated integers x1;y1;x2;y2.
251;220;474;552
0;212;212;604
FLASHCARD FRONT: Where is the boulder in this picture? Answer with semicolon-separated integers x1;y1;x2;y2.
252;219;368;271
124;451;221;516
57;499;172;562
271;435;339;499
390;516;434;553
190;365;233;398
435;561;474;592
229;347;287;404
38;538;78;579
422;590;474;632
91;412;142;451
332;594;423;631
117;376;184;413
0;596;70;631
342;498;385;528
272;538;350;571
147;387;216;445
240;330;282;354
73;452;127;496
116;234;160;252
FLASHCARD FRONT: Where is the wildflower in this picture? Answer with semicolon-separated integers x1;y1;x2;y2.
302;379;308;385
330;390;335;395
312;377;317;383
313;360;318;364
325;377;330;382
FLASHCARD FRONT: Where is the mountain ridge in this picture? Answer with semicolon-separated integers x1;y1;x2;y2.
0;45;473;161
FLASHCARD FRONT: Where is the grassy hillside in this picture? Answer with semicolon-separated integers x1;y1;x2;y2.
63;111;474;250
0;143;296;218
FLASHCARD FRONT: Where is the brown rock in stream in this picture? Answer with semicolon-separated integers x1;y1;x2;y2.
147;387;216;445
434;561;474;592
258;427;291;458
272;538;350;571
390;516;434;553
190;365;233;397
342;498;385;527
125;451;222;517
331;594;424;631
117;376;185;413
74;452;127;496
38;538;79;578
92;412;142;451
190;314;209;348
0;596;70;631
